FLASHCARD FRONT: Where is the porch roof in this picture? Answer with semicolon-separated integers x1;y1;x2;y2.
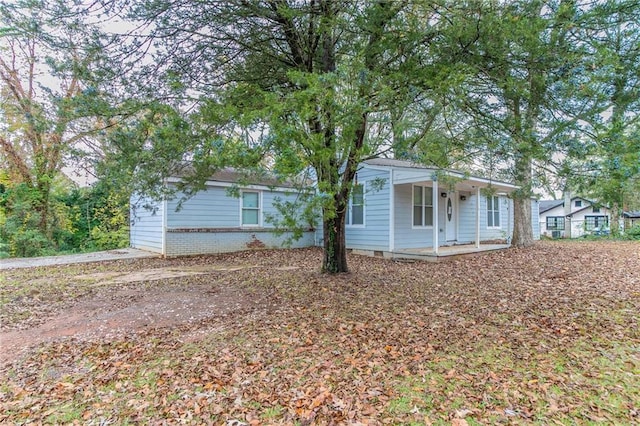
363;158;519;193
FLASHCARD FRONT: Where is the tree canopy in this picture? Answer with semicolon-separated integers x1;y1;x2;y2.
103;0;472;272
3;0;639;262
0;0;111;234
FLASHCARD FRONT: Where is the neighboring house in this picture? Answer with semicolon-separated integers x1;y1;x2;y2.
539;196;610;238
623;211;640;230
130;158;541;257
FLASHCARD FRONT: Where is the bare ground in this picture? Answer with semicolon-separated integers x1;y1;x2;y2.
1;262;296;363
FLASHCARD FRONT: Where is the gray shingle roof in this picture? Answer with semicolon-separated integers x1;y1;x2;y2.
539;199;564;213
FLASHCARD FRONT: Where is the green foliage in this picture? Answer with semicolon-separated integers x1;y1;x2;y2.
86;190;129;251
0;178;129;258
0;183;53;257
624;225;640;240
561;1;640;234
263;191;321;245
10;228;51;258
436;0;590;246
0;0;117;238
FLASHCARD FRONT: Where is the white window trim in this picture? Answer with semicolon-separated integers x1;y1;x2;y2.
346;182;366;228
412;184;434;229
487;195;502;229
240;190;262;227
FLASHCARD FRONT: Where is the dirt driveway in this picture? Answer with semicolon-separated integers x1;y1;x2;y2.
1;256;297;363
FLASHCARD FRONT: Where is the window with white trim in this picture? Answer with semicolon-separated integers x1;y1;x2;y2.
546;216;564;230
241;191;260;226
487;195;501;228
346;183;364;226
413;186;433;227
575;200;582;208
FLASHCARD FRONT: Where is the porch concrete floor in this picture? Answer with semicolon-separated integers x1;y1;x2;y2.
391;243;510;261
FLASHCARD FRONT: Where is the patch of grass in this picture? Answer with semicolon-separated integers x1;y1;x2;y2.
386;336;640;424
44;402;86;423
261;405;283;420
388;395;414;414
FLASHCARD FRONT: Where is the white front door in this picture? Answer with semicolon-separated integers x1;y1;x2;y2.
446;192;457;241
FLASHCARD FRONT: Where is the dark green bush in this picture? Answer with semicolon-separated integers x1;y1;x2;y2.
624;224;640;240
1;179;129;258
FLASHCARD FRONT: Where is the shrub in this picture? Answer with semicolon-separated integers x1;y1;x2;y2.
624;224;640;240
10;228;52;257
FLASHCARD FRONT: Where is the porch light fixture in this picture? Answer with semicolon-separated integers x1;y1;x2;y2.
441;192;447;198
460;195;467;201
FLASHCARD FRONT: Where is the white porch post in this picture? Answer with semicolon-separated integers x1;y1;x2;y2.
475;186;481;249
433;179;439;254
389;169;394;252
162;179;168;257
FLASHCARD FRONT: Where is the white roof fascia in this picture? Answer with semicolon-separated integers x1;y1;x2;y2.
389;167;518;191
165;176;303;193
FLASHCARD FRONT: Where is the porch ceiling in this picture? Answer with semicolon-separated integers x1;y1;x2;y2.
392;169;518;193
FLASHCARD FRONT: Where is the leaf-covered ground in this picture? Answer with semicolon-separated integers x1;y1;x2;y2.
1;240;639;425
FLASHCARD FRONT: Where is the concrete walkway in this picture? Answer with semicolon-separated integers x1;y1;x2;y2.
0;248;159;270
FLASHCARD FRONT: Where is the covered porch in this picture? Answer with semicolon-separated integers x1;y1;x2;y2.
391;243;511;261
388;164;518;255
351;243;511;262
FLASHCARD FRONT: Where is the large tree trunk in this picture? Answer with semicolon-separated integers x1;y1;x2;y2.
512;195;534;247
35;178;52;235
512;154;535;247
322;204;349;273
610;201;621;237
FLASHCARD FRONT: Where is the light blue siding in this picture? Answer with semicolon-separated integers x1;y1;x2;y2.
314;208;324;247
166;186;239;228
130;165;537;256
166;185;308;229
130;197;164;253
345;167;390;251
460;195;544;243
131;182;318;256
262;190;312;229
457;194;513;242
394;184;434;249
165;229;315;256
457;195;476;243
482;195;511;240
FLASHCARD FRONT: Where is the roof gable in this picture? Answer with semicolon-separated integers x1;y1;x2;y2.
539;199;564;213
539;196;607;215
